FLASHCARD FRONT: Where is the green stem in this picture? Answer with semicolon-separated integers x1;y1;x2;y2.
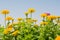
5;14;6;27
30;13;32;18
15;36;17;40
43;17;45;22
57;18;60;24
26;14;28;19
7;20;10;25
58;18;59;21
12;20;14;24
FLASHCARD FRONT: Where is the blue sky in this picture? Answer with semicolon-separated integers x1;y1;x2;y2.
0;0;60;25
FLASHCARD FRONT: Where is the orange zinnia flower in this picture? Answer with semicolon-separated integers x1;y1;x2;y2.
55;36;60;40
5;16;13;20
47;15;57;20
40;13;48;17
1;9;9;14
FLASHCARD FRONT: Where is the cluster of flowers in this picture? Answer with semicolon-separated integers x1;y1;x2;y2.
0;8;60;40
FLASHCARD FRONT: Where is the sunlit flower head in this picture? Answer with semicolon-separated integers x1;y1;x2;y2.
26;19;33;23
55;36;60;40
28;8;35;13
17;17;23;21
40;13;48;17
7;28;12;31
5;16;13;20
3;28;12;34
40;22;48;25
3;29;8;34
12;18;14;20
1;9;9;14
47;15;57;20
24;11;29;15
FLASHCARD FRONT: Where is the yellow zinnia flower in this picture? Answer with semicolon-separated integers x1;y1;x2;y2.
28;8;35;13
1;9;9;14
26;19;33;23
6;27;12;32
55;36;60;40
12;30;19;36
25;11;29;15
40;13;48;17
3;29;8;34
40;22;48;25
5;16;13;20
7;28;12;31
47;15;57;20
12;18;14;20
17;17;23;21
3;28;12;34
